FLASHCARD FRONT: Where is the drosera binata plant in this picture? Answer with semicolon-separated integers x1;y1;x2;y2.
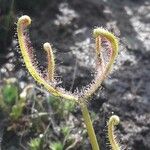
0;77;34;120
17;15;119;150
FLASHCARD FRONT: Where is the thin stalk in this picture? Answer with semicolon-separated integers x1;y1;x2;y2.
80;102;100;150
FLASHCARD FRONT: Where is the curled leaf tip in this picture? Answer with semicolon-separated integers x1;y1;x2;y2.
93;27;118;57
43;42;55;82
109;115;120;126
43;42;52;52
18;15;31;27
93;27;107;38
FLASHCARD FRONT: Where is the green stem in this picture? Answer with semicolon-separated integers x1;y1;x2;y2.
80;102;100;150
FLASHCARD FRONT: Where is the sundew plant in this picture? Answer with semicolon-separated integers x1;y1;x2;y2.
17;15;120;150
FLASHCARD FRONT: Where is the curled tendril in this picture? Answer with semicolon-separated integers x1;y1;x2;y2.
17;15;118;103
108;115;121;150
79;28;118;100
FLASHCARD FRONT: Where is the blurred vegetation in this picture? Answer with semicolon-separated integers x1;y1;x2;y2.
28;137;43;150
50;142;63;150
48;95;75;119
0;77;83;149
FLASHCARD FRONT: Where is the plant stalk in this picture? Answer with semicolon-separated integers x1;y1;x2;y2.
80;102;100;150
